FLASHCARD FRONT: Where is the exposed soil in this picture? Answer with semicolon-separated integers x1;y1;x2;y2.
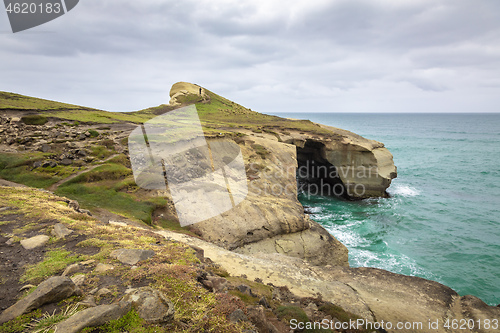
0;208;98;312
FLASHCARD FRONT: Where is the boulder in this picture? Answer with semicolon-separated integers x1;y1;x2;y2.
110;249;155;265
70;274;86;287
20;235;50;250
40;143;51;152
229;309;248;323
122;287;174;323
168;82;206;106
201;276;228;293
95;288;112;298
62;263;80;277
94;263;114;273
52;223;73;238
61;158;73;166
246;306;279;333
54;301;131;333
0;277;81;324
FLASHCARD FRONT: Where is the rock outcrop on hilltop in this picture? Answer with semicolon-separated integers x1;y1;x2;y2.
169;82;209;106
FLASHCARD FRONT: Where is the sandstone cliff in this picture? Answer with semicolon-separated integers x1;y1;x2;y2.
165;82;397;266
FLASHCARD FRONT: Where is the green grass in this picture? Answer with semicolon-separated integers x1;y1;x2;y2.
21;115;48;125
193;89;332;136
21;249;85;283
0;91;89;111
55;183;161;224
82;309;157;333
87;129;99;137
44;110;152;124
64;163;132;184
89;145;115;160
0;310;41;333
0;153;61;188
276;305;310;323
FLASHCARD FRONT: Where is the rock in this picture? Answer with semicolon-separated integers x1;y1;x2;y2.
96;288;112;298
40;143;51;152
272;286;297;303
246;306;279;333
80;260;95;266
168;82;206;106
234;220;348;266
304;302;318;319
84;131;91;137
61;158;73;166
5;238;15;245
201;276;228;293
78;209;92;216
0;276;81;325
236;284;254;296
20;235;50;250
19;284;36;292
71;274;86;287
52;223;73;238
171;135;350;267
62;263;80;277
158;228;500;333
110;249;155;265
78;295;97;308
42;160;57;168
122;287;174;323
258;296;271;309
108;220;128;227
54;301;131;333
189;245;205;261
229;309;248;323
68;200;79;211
33;161;42;168
78;133;86;140
94;263;114;273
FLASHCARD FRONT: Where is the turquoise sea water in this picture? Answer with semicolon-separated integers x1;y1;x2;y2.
275;113;500;306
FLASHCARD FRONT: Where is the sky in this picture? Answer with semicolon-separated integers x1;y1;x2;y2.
1;0;500;113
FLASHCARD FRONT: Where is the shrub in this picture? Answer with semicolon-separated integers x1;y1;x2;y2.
87;129;99;137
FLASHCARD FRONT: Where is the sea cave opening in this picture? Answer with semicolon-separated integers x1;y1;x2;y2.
295;140;349;200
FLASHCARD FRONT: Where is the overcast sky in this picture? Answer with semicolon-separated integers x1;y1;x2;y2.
1;0;500;113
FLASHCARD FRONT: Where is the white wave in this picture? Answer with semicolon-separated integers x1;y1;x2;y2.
306;206;322;213
350;250;435;279
389;184;421;197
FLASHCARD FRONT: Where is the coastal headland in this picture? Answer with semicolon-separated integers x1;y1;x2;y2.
0;83;498;332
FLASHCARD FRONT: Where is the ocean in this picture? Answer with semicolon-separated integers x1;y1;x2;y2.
272;113;500;306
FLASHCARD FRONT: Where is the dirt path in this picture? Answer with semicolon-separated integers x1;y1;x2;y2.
47;154;119;192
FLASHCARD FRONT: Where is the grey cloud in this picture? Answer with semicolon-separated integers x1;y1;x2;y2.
1;0;500;113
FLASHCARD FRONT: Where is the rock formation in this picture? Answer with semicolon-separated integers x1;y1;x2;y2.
157;228;500;333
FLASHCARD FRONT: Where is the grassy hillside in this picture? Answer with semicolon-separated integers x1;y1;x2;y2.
0;88;330;133
0;91;89;111
0;85;332;227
